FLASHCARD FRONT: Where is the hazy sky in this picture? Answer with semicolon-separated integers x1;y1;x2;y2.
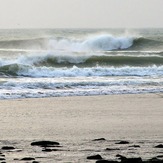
0;0;163;29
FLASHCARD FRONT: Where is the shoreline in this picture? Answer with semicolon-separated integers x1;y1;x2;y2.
1;92;163;100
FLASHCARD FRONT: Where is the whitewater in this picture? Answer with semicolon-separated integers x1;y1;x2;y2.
0;28;163;99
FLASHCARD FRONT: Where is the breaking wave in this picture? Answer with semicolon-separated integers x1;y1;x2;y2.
0;34;134;51
0;51;163;68
0;63;163;77
1;33;163;53
21;54;163;66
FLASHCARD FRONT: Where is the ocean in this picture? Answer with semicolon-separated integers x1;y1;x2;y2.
0;28;163;99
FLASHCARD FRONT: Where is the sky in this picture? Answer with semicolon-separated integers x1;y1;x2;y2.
0;0;163;29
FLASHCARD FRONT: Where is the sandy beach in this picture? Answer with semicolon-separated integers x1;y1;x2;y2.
0;94;163;162
0;93;163;140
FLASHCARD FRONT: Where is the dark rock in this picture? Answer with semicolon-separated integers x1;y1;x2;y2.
116;154;127;161
42;148;53;152
148;157;163;162
116;154;143;163
115;141;130;144
52;149;62;151
96;160;118;163
157;155;163;158
31;141;60;147
40;145;62;148
93;138;106;141
42;147;62;152
87;154;102;160
105;148;120;151
1;146;15;150
0;158;5;160
155;144;163;148
129;145;140;148
121;157;143;163
21;157;35;161
32;161;40;163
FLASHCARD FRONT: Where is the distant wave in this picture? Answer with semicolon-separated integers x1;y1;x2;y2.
0;38;46;50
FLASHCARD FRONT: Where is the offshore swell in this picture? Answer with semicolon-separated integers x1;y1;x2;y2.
0;29;163;99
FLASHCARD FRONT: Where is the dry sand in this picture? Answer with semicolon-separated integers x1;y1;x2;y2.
0;93;162;141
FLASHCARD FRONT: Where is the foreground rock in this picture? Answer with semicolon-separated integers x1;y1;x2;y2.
42;148;53;152
147;157;163;163
96;160;118;163
116;154;127;161
115;141;130;144
129;145;140;148
155;144;163;148
93;138;106;141
121;157;142;163
157;155;163;158
0;157;5;160
87;154;102;160
1;146;15;150
105;148;120;151
31;141;60;147
21;157;35;161
116;154;143;162
0;153;5;157
96;158;163;163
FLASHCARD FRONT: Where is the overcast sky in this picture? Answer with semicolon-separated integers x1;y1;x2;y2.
0;0;163;29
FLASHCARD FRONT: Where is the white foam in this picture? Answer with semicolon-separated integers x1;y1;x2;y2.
81;35;133;51
0;76;163;99
47;34;134;52
16;65;163;77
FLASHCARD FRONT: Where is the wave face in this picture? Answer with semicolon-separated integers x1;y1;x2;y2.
0;28;163;99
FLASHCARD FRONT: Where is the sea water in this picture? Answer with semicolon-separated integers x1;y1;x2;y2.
0;28;163;99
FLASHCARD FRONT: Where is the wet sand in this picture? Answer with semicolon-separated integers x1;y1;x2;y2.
0;94;163;162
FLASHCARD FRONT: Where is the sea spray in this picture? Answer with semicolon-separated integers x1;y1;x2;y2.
81;35;134;51
0;34;135;52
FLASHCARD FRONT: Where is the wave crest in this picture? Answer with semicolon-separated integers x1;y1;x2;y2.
81;35;134;51
47;35;134;51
